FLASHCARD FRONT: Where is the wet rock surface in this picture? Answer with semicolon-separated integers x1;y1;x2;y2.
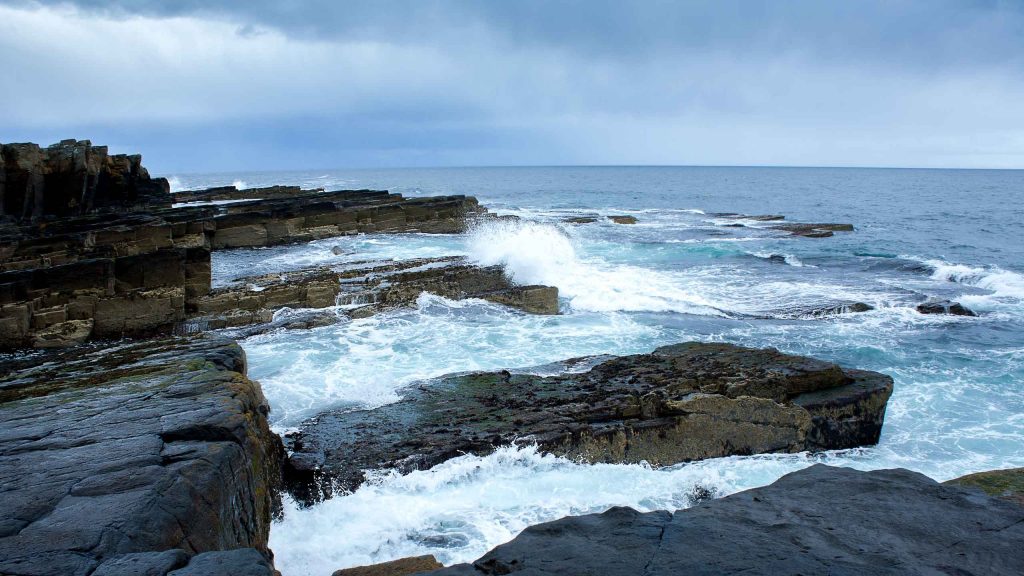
0;337;283;576
916;298;977;316
284;343;892;504
433;464;1024;576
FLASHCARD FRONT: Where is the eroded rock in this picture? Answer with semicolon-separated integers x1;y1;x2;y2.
283;342;892;504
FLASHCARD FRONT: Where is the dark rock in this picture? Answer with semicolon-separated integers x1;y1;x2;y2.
771;222;854;238
434;465;1024;576
283;343;892;504
946;467;1024;506
332;555;443;576
607;215;637;224
760;301;875;319
0;337;283;576
91;550;189;576
563;216;598;224
166;549;276;576
916;299;977;317
0;139;170;222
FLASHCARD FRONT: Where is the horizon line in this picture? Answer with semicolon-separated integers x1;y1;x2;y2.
159;163;1024;177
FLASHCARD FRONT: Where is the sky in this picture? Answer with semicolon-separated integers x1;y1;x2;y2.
1;0;1022;173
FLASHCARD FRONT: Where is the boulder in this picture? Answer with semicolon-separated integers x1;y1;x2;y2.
283;343;892;504
0;337;284;576
433;465;1024;576
916;299;977;317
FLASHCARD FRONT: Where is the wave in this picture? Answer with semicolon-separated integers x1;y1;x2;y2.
749;250;806;267
269;445;814;575
920;259;1024;302
166;176;184;193
467;219;725;315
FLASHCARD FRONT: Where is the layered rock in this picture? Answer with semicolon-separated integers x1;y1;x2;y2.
434;464;1024;576
283;342;892;504
0;139;171;222
206;190;483;249
0;141;490;350
0;337;283;576
0;207;216;349
185;256;558;333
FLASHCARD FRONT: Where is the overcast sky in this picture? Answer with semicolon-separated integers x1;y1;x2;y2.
1;0;1022;173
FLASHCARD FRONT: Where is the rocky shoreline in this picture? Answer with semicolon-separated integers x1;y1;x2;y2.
0;141;1018;575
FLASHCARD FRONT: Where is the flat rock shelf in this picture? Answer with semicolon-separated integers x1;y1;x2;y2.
283;342;894;505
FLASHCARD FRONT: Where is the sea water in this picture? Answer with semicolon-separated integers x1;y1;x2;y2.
170;166;1024;575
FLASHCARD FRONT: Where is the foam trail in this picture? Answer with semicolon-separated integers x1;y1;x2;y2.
467;219;724;315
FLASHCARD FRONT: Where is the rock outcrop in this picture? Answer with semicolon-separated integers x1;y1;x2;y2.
183;257;559;333
0;139;171;222
433;464;1024;576
202;189;482;249
946;467;1024;506
0;337;283;576
0;141;490;350
283;343;892;504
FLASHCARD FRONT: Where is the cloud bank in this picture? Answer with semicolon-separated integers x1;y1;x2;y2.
1;0;1022;172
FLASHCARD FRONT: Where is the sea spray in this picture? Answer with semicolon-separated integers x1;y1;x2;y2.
269;445;817;575
466;218;724;315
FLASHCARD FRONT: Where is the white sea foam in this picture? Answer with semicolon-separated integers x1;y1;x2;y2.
270;446;817;575
467;219;724;315
749;250;806;267
166;176;184;192
243;294;668;427
232;179;248;189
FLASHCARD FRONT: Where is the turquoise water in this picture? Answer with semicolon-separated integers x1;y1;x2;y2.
173;167;1024;575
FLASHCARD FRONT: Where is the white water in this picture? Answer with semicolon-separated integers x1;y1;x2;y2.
237;211;1024;575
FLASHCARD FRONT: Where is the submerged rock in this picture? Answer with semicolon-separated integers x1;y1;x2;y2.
607;215;638;224
283;342;892;504
0;337;283;576
563;216;598;224
916;299;977;317
433;465;1024;576
771;222;854;238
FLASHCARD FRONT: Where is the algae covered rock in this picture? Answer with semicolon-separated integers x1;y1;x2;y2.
284;342;892;504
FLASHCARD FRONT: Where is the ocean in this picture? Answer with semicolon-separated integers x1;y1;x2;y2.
168;166;1024;575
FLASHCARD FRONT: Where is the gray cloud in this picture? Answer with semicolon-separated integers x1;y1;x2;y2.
1;0;1022;171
